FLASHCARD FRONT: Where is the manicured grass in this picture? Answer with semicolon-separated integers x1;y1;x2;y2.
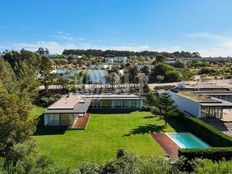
33;111;184;169
31;106;44;119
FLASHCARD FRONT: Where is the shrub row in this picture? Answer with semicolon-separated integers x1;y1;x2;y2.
179;147;232;161
175;114;232;147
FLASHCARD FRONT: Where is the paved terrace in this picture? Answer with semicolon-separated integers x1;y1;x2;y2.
152;133;179;159
70;113;91;130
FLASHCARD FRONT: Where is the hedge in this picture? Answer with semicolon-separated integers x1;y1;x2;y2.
179;147;232;161
175;114;232;147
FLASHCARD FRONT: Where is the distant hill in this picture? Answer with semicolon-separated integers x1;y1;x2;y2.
62;49;201;58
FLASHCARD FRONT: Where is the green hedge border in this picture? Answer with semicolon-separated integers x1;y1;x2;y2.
175;114;232;147
175;114;232;161
179;147;232;161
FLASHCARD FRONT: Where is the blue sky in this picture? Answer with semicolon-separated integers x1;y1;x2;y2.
0;0;232;56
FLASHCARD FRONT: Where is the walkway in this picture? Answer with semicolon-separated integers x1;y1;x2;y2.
151;133;179;159
71;113;91;130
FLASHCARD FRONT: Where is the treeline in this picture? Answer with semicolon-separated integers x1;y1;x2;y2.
0;50;55;156
63;49;201;58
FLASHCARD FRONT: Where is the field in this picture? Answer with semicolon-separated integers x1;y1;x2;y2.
33;111;186;169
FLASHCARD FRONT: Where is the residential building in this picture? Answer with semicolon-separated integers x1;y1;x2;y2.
165;57;176;64
169;87;232;119
44;93;142;127
51;69;108;84
105;57;128;64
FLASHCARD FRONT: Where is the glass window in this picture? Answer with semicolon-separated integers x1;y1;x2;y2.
48;114;60;126
113;100;122;109
101;100;112;108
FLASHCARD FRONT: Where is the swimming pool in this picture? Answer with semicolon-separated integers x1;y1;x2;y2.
166;133;209;149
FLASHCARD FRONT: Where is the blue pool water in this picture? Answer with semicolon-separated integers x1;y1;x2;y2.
167;133;209;149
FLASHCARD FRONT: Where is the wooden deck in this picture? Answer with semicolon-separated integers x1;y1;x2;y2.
71;113;91;130
151;133;179;159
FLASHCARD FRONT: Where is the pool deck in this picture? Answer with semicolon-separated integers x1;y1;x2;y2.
151;133;179;159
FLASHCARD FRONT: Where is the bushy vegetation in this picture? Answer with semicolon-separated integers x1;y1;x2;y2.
2;143;232;174
1;141;70;174
198;67;217;75
152;62;191;82
34;89;64;107
193;159;232;174
77;149;232;174
0;51;41;157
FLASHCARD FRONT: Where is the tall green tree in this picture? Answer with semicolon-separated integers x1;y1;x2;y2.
141;65;151;76
0;83;35;157
155;55;166;63
135;73;149;94
151;92;178;127
0;57;38;157
105;72;120;89
39;57;54;92
126;65;140;83
2;50;40;100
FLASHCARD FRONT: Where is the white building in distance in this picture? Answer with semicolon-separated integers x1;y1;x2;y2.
105;57;128;64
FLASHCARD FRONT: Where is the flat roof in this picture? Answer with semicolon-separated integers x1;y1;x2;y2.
173;88;232;107
47;95;82;110
84;94;141;100
44;93;141;114
194;91;232;96
200;97;232;107
179;91;219;103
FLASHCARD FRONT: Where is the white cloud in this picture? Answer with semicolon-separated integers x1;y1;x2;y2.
156;46;182;52
0;41;152;54
185;32;226;41
52;31;73;41
80;44;150;51
0;41;77;54
185;32;232;57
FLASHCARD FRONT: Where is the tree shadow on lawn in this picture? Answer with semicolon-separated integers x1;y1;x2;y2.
34;127;66;136
164;117;189;132
123;124;165;136
143;115;156;119
34;116;66;136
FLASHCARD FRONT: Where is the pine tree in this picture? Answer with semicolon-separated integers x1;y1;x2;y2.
151;92;178;127
0;56;38;157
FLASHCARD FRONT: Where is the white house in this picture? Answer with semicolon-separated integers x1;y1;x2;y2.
169;88;232;119
105;57;128;64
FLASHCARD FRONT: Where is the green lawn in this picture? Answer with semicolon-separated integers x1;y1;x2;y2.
31;106;44;119
33;111;186;169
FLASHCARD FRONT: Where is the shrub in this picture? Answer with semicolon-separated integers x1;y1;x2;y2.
164;70;181;82
139;156;172;174
2;141;70;174
175;114;232;147
198;67;216;74
193;159;232;174
179;148;232;161
78;162;100;174
141;105;152;111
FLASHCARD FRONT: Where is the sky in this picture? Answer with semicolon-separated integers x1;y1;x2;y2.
0;0;232;57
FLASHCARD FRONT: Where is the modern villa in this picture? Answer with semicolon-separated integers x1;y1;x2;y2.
169;87;232;119
44;93;142;128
